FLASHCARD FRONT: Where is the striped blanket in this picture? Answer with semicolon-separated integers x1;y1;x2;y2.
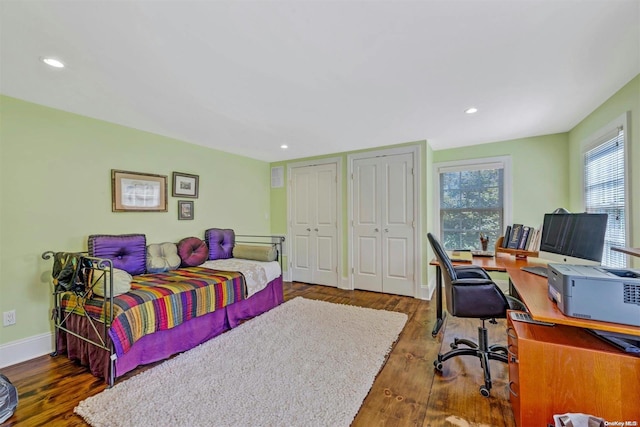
60;267;246;357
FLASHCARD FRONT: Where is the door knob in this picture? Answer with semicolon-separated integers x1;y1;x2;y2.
314;228;318;231
374;228;379;232
385;228;389;232
306;228;311;231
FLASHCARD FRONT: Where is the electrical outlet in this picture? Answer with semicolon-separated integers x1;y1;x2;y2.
3;310;16;326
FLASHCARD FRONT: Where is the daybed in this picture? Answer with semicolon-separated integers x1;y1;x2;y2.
42;228;284;386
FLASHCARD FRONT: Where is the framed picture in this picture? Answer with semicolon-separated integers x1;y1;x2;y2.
112;170;167;212
178;200;194;220
172;172;199;198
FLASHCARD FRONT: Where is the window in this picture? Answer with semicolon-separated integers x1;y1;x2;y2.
583;117;628;268
436;157;511;250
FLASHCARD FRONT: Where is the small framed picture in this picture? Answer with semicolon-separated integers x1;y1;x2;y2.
172;172;199;198
178;200;194;220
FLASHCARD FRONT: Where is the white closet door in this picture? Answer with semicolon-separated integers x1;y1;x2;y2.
291;167;314;284
381;153;414;296
290;163;338;286
352;153;415;296
352;157;383;292
312;164;338;286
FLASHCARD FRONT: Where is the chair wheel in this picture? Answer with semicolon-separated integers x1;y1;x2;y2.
434;361;443;372
479;386;490;397
450;342;458;349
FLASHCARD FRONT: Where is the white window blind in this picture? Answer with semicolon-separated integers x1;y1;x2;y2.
584;127;626;267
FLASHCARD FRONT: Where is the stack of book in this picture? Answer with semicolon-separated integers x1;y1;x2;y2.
502;224;542;252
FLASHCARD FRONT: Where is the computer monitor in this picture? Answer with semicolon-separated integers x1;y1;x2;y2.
538;212;608;265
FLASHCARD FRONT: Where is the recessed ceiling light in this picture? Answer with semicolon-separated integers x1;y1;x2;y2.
41;57;65;68
280;144;288;149
464;107;478;114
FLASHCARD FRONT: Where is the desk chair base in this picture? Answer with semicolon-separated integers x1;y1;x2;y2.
434;320;508;397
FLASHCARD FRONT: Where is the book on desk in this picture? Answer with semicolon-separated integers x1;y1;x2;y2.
446;250;473;263
471;250;494;257
503;223;541;252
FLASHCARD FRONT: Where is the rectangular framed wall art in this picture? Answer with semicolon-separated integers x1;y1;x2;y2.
172;172;199;198
178;200;194;220
112;169;168;212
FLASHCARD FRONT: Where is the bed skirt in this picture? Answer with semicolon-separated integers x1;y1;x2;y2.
56;276;284;382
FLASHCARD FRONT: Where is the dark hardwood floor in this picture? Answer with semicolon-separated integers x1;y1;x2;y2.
1;282;515;426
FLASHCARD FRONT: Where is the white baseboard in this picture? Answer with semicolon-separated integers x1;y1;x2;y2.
338;277;352;290
285;273;433;298
0;332;54;369
416;276;436;300
338;277;431;298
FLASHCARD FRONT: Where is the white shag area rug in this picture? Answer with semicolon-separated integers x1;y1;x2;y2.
75;297;408;427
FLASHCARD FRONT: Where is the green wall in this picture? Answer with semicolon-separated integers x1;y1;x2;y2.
425;143;435;283
433;133;570;228
0;95;271;346
432;133;570;283
568;74;639;266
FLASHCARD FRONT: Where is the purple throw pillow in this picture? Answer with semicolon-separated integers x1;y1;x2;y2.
88;234;147;276
204;228;235;260
177;237;209;267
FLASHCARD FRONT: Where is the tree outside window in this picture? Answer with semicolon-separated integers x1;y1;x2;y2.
440;168;504;250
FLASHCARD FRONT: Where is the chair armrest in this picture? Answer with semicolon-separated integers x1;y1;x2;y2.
506;295;527;311
451;278;496;286
453;265;491;280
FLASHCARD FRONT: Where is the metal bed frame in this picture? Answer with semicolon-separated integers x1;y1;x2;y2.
41;235;285;387
41;252;117;385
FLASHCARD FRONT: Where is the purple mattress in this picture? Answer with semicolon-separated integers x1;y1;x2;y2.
56;276;283;382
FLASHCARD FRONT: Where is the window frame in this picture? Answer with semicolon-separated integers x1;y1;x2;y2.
434;155;512;248
581;112;631;267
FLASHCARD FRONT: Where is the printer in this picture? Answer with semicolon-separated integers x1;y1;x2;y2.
547;264;640;327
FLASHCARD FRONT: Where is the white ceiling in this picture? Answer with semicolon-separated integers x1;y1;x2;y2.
1;1;639;162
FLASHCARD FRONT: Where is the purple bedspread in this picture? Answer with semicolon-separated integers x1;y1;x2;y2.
57;276;283;381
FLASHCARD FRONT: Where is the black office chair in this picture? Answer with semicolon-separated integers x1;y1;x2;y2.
427;233;526;397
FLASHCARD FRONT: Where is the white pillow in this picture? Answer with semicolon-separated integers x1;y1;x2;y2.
93;268;132;297
147;242;181;273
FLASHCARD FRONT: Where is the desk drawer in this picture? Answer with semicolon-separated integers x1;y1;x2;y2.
506;315;522;426
508;355;520;398
506;318;519;360
506;328;518;360
508;377;520;426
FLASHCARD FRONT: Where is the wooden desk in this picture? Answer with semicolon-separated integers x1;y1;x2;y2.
431;253;640;336
507;313;640;426
430;253;545;336
432;253;640;425
508;267;640;336
507;264;640;426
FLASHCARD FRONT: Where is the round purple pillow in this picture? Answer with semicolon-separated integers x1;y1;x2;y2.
177;237;209;267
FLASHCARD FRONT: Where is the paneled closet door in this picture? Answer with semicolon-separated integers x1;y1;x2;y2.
290;163;338;286
352;157;383;292
352;153;414;296
381;153;414;296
